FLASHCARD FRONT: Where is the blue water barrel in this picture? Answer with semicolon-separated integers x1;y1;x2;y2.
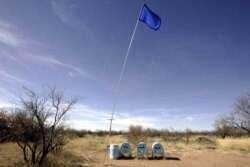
152;142;164;158
110;144;120;160
137;142;148;158
120;142;131;158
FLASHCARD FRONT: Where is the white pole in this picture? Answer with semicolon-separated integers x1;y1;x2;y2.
104;5;142;163
109;17;140;134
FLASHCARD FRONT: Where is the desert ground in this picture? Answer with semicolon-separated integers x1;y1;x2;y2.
0;135;250;167
91;150;250;167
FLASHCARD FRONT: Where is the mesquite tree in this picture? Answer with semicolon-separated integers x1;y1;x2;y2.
214;115;234;138
9;87;77;166
214;93;250;136
229;93;250;134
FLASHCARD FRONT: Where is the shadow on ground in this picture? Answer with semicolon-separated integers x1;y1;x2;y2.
142;156;180;161
165;156;181;161
112;156;181;161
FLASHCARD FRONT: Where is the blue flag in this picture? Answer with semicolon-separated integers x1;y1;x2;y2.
139;4;161;30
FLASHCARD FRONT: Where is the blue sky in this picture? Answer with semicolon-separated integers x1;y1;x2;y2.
0;0;250;131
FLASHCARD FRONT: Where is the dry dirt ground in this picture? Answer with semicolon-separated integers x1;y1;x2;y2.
84;150;250;167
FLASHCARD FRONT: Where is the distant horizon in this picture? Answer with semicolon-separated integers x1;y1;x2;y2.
65;125;217;133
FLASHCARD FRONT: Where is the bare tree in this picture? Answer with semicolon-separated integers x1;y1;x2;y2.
9;87;77;166
216;93;250;136
229;93;250;134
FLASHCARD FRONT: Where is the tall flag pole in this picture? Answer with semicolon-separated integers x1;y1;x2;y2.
108;7;140;137
104;4;161;163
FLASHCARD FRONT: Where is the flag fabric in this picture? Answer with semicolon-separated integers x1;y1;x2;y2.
139;4;161;30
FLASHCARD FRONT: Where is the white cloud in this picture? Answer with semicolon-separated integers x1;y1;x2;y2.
185;116;194;121
135;107;168;113
0;100;12;108
72;104;111;119
0;87;9;95
0;20;91;78
68;104;157;131
0;23;25;48
133;107;195;114
67;104;217;131
0;20;41;49
0;21;14;29
0;49;20;62
68;104;110;130
114;116;155;128
161;112;215;122
0;87;15;108
32;55;91;78
51;0;97;42
51;0;69;23
0;70;25;83
68;119;109;131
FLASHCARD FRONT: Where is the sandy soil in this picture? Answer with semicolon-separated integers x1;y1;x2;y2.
85;150;250;167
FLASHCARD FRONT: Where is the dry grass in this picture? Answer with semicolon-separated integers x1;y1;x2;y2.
0;141;88;167
66;135;125;152
217;138;250;153
1;135;250;166
0;142;27;167
146;135;217;157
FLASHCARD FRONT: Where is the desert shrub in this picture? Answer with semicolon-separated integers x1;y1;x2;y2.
65;129;87;138
185;128;192;144
96;130;109;136
127;125;149;145
161;129;185;143
145;128;161;137
0;110;12;142
231;128;249;137
214;115;235;138
194;136;216;145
